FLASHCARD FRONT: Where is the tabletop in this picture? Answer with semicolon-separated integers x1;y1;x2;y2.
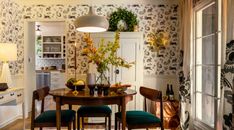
49;88;137;99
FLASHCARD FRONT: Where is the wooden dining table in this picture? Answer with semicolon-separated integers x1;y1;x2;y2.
49;88;137;130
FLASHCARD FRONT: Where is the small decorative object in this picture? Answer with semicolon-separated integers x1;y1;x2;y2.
166;84;170;97
109;8;138;32
82;32;133;87
0;83;8;91
0;43;17;88
148;30;169;52
110;83;131;93
88;84;96;95
117;20;128;31
87;73;96;85
66;78;85;91
169;84;174;100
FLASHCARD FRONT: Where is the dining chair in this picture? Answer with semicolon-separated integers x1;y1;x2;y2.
115;86;164;130
77;105;112;130
31;86;76;130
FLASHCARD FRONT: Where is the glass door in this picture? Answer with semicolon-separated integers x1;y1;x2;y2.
193;0;221;129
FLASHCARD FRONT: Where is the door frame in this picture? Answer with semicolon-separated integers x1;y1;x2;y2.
24;19;67;116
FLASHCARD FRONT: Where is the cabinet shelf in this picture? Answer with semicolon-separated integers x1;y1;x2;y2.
37;35;66;59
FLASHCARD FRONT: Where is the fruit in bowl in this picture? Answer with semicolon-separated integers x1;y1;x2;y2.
66;78;85;91
110;82;131;92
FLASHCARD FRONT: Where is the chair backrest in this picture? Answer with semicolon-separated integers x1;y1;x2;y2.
140;86;162;102
140;86;163;126
31;86;50;124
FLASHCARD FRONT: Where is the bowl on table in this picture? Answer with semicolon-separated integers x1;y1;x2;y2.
66;79;85;91
109;84;131;92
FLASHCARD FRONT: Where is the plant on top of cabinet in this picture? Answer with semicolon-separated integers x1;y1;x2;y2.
108;8;138;32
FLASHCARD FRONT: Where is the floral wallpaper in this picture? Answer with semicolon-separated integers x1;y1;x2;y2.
0;0;180;76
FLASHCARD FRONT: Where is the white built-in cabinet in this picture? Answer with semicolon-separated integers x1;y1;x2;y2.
90;32;144;123
38;35;66;59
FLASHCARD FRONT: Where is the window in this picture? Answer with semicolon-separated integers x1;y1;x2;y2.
193;0;221;129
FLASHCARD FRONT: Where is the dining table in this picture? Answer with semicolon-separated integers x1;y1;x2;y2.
49;88;137;130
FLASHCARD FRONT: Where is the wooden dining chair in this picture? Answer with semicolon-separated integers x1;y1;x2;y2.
115;86;164;130
77;105;112;130
31;86;76;130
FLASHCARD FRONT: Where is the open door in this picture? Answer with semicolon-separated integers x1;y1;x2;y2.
24;21;36;117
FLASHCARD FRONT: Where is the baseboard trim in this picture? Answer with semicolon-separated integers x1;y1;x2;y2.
0;114;23;128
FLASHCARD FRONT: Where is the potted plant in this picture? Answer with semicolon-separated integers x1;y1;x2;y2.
82;32;133;86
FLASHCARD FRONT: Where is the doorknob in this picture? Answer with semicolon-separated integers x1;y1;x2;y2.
115;69;119;74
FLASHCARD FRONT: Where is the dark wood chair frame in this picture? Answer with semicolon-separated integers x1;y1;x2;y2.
115;86;164;130
77;107;111;130
31;86;76;130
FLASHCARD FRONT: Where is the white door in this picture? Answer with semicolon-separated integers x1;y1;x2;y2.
24;21;36;117
90;32;144;123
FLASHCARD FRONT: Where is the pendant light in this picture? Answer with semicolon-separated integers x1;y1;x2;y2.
74;6;109;33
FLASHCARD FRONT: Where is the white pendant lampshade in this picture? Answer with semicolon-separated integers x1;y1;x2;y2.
74;7;109;32
0;43;17;88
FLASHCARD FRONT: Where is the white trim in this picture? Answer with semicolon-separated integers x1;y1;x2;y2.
0;114;23;128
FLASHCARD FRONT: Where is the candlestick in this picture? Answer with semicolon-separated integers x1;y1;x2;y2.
74;42;77;79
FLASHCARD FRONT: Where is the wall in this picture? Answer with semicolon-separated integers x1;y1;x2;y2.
0;0;180;127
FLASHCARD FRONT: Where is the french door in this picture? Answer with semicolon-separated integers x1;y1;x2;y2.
193;0;221;129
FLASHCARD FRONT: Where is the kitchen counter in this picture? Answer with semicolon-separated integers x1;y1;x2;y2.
36;70;65;73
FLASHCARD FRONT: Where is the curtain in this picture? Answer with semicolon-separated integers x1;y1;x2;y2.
221;0;234;129
179;0;193;77
179;0;193;130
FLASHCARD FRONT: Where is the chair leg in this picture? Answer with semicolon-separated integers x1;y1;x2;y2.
78;115;80;130
115;116;117;130
108;115;111;130
73;115;76;130
68;122;72;130
105;117;107;129
82;117;84;130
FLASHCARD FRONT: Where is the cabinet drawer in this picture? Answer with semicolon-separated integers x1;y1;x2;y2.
0;92;15;104
16;90;24;103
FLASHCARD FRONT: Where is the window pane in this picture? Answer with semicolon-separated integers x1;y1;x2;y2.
196;93;215;127
202;35;215;64
202;3;216;36
196;66;215;95
201;66;215;95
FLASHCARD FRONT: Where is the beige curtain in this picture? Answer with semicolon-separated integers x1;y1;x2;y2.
220;0;234;129
179;0;193;77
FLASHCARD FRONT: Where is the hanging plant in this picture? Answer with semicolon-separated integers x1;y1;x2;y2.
108;8;138;32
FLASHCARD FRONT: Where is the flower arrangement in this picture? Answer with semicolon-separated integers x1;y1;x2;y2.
82;32;133;84
148;30;169;52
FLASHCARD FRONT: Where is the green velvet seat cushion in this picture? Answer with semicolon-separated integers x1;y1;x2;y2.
116;111;161;125
35;110;76;123
78;106;112;115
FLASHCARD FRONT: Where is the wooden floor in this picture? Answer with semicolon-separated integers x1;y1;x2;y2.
1;96;107;130
1;96;165;130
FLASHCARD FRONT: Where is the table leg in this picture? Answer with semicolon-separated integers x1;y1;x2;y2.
121;97;126;130
22;102;25;130
56;97;61;130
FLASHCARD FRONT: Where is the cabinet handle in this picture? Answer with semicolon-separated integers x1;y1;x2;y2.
0;96;4;99
115;69;119;74
10;93;15;96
